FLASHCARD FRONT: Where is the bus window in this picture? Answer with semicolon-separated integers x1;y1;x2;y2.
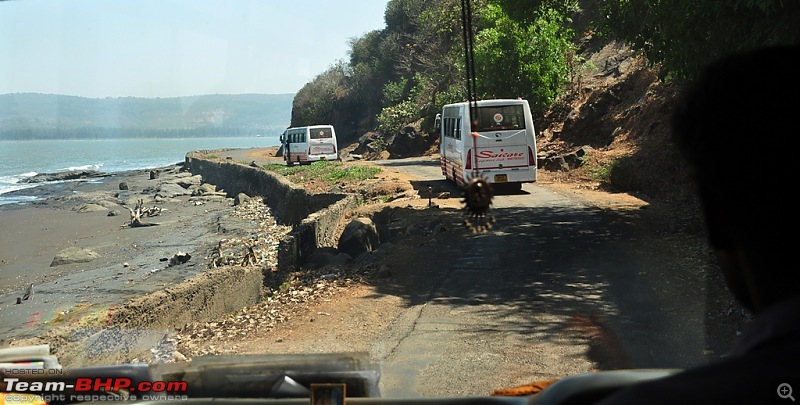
310;127;333;139
472;105;526;132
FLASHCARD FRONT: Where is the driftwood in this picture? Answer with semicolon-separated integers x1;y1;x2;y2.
210;241;225;268
122;199;164;227
15;283;34;304
241;244;258;267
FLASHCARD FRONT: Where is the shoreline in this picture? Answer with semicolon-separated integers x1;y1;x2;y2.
0;165;184;293
0;164;185;207
0;161;269;350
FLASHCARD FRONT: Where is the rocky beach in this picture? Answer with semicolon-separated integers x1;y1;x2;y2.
0;162;291;363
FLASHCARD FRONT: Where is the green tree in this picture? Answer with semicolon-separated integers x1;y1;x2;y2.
492;0;579;24
601;0;800;78
291;60;348;127
289;0;580;141
473;2;575;113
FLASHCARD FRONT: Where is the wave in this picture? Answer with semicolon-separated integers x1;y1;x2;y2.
58;163;104;172
0;172;38;182
0;172;39;198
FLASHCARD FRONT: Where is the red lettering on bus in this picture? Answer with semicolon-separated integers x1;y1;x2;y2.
475;150;524;159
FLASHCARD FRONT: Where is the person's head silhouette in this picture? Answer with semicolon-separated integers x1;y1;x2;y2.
672;44;800;314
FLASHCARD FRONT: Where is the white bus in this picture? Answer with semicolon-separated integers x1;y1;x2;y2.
280;125;339;166
437;99;537;191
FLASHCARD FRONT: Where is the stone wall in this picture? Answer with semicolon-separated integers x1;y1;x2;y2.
48;265;264;366
187;152;324;226
110;266;263;329
184;152;355;271
278;194;358;271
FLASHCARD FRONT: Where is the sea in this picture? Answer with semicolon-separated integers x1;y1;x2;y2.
0;136;280;205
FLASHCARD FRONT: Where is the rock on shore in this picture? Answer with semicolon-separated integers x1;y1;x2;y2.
50;247;99;266
20;170;108;183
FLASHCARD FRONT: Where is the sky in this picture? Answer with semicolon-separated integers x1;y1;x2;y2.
0;0;389;98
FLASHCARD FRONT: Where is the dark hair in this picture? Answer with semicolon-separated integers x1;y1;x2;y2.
671;44;799;254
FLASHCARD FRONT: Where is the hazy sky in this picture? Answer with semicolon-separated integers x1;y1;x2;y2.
0;0;389;98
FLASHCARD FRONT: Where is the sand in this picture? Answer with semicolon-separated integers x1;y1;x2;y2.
0;165;246;345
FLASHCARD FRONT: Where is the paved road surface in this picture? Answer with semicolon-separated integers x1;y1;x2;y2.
369;156;710;396
218;148;710;397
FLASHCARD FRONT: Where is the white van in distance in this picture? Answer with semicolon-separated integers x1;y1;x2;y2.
279;125;339;166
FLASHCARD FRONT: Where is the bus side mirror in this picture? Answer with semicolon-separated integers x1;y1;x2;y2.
434;114;442;132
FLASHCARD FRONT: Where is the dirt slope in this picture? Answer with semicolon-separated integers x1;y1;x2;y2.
535;37;751;360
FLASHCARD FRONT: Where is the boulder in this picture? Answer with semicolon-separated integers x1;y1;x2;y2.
176;175;203;189
544;156;570;172
155;183;190;198
386;126;427;159
191;183;218;196
116;190;132;200
234;193;252;206
168;252;191;266
337;218;380;258
387;126;433;159
353;132;377;155
539;145;594;171
51;247;99;267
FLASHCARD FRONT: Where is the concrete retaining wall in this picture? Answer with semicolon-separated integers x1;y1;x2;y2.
43;265;264;366
185;152;356;271
186;152;312;225
278;194;358;271
110;266;263;329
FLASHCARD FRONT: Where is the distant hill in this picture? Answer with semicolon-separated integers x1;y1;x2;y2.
0;93;293;139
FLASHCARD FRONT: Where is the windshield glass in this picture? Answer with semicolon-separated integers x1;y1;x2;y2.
472;105;526;132
2;0;794;402
310;127;333;139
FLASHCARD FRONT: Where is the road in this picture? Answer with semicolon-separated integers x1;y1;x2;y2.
368;156;709;397
182;149;712;397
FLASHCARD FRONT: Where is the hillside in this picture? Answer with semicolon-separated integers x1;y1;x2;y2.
531;36;754;357
0;93;293;139
538;39;692;207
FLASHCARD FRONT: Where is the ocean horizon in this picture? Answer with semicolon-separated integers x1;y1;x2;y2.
0;137;280;205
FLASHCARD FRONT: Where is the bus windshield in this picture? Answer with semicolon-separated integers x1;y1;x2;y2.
310;127;334;139
472;105;526;132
